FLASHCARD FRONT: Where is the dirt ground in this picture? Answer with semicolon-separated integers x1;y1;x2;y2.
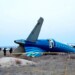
0;51;75;75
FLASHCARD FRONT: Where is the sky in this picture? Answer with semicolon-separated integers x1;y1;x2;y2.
0;0;75;46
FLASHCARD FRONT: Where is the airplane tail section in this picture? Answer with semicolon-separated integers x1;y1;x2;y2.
26;17;44;42
13;17;44;56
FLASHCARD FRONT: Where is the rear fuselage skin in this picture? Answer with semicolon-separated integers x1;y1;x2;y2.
25;39;75;53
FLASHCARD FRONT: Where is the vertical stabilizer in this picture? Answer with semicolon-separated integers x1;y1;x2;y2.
26;17;44;42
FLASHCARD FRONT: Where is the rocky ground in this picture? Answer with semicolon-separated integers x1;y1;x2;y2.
0;52;75;75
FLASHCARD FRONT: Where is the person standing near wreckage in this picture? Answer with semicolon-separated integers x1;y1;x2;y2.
3;48;6;56
0;48;1;51
9;48;13;55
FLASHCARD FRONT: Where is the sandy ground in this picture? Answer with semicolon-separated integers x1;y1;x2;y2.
0;51;75;75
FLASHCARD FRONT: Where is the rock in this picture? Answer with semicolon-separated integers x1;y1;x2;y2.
0;57;36;68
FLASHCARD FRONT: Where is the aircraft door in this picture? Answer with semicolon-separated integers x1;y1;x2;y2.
48;39;54;48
